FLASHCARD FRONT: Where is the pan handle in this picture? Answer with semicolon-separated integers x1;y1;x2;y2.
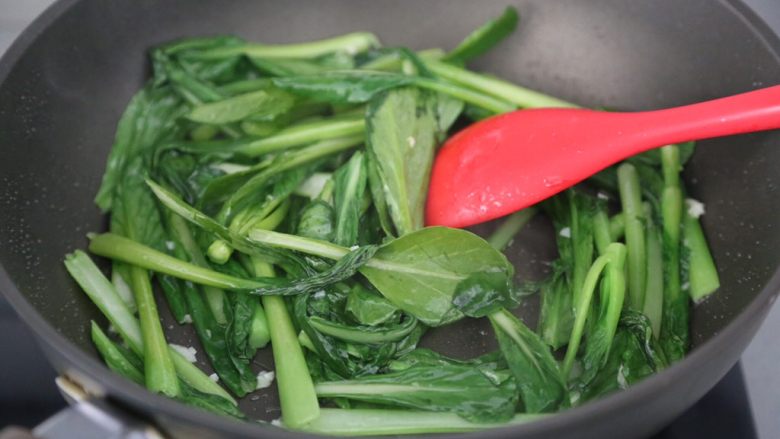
0;376;163;439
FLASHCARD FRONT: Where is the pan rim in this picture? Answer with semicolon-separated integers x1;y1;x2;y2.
0;0;778;437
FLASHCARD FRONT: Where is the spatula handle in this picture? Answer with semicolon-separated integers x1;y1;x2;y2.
632;85;780;146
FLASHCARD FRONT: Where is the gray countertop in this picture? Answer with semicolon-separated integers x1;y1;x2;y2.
0;1;778;438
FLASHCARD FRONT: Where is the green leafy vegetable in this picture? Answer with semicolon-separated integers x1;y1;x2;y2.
309;315;417;344
315;359;518;423
345;284;399;326
333;151;368;246
67;10;718;431
273;72;414;103
297;200;336;241
444;6;519;64
618;163;647;311
301;409;544;436
488;309;567;413
452;271;514;318
659;145;688;362
366;88;439;236
246;226;513;326
264;294;321;428
683;205;720;302
186;88;295;124
91;321;145;386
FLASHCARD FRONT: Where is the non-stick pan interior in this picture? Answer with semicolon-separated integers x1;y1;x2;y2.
1;0;779;426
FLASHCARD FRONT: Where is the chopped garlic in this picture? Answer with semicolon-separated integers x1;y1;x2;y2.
170;344;197;363
208;373;219;382
559;227;571;238
686;198;706;218
256;371;275;390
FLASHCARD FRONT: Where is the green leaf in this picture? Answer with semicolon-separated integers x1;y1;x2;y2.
578;311;667;403
294;292;415;378
218;136;362;221
579;214;627;386
314;360;518;423
91;322;145;386
297;199;336;241
244;226;513;327
273;71;415;104
444;7;519;64
147;179;320;276
250;245;379;296
562;243;626;379
578;329;651;402
346;284;399;326
536;267;573;349
365;152;396;237
489;309;567;413
333;152;368;246
366;88;439;235
359;227;514;326
186;88;295;124
95;84;184;211
387;348;505;372
177;380;246;419
452;271;513;318
157;274;190;324
435;93;465;135
309;314;417;344
182;276;257;397
620;310;668;370
110;157;167;251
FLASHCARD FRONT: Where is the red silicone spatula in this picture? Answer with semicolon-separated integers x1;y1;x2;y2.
426;85;780;228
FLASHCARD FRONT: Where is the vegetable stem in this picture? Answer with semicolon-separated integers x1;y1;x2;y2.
643;226;664;337
562;250;609;378
64;251;142;352
167;213;228;324
309;316;417;344
249;229;348;260
423;59;577;108
65;251;234;403
91;321;145;385
659;145;688;360
684;208;720;302
414;77;516;114
487;208;537;251
235;118;365;157
593;210;612;255
301;409;544;436
184;32;380;60
88;233;270;290
617;163;647;311
169;348;236;404
264;294;320;429
128;265;180;397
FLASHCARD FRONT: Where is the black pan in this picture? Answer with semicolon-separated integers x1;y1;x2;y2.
1;0;779;438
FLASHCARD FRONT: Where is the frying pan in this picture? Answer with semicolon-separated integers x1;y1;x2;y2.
1;0;779;438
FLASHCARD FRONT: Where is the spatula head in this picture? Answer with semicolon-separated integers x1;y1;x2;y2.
426;108;635;227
